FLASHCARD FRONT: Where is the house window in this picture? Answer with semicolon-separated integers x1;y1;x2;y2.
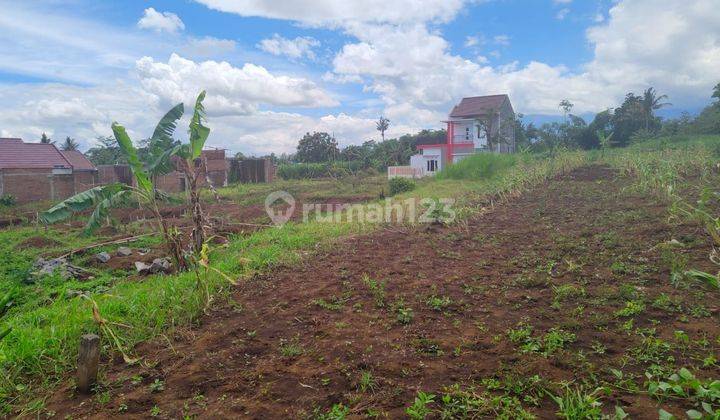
477;125;482;139
426;159;438;172
465;127;470;140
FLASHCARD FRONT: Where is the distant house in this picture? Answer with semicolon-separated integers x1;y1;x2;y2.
97;149;230;193
400;94;515;178
0;138;98;203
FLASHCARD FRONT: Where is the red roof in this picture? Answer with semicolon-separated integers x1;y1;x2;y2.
449;94;509;118
60;150;96;171
0;138;72;169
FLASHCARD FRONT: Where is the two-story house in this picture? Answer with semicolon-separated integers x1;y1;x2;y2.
409;94;516;176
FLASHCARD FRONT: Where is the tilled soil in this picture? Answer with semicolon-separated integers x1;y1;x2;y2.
45;166;720;419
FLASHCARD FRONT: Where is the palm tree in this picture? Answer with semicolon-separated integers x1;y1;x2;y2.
40;132;54;144
60;136;80;151
376;116;390;141
640;87;671;130
559;99;573;123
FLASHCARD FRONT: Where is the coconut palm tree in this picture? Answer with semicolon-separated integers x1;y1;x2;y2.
60;136;80;151
640;87;671;130
376;116;390;141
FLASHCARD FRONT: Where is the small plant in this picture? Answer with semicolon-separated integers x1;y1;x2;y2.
549;385;604;419
406;392;435;419
362;274;386;308
313;296;345;311
394;300;414;324
552;284;586;308
314;403;350;420
279;337;303;357
543;328;577;356
615;300;645;317
647;368;720;418
0;194;16;207
426;295;452;311
149;379;165;393
388;177;416;196
358;371;377;393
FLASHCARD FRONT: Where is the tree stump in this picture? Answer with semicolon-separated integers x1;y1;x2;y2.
77;334;100;394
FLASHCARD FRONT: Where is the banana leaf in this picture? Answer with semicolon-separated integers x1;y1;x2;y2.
39;183;129;225
685;269;720;289
112;123;153;194
189;90;210;160
84;188;132;234
151;103;184;144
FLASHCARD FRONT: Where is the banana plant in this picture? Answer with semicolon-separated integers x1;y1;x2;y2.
38;93;210;271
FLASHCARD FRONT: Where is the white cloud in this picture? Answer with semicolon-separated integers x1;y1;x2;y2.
135;53;338;115
137;8;185;33
464;35;480;47
555;8;570;20
182;36;237;57
328;0;720;120
194;0;466;25
493;34;511;46
257;34;320;59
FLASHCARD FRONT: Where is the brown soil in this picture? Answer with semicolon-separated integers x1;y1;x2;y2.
45;166;720;419
85;248;168;272
17;236;61;249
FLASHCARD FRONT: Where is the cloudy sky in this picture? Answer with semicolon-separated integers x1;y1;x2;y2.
0;0;718;155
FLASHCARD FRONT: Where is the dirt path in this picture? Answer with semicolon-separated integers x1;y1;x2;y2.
46;166;720;419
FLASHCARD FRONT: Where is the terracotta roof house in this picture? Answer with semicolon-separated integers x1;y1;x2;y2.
0;138;99;203
403;94;515;177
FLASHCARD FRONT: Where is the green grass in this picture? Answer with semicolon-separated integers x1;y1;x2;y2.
435;152;521;180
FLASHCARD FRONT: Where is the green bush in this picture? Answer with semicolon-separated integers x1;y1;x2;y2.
277;160;368;179
436;153;519;180
388;177;416;195
0;194;16;207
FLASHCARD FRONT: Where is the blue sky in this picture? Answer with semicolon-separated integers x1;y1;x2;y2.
0;0;717;155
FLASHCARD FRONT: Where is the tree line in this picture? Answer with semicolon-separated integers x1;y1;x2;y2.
80;82;719;168
518;84;720;152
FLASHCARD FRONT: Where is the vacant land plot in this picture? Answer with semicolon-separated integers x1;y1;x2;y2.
42;163;720;418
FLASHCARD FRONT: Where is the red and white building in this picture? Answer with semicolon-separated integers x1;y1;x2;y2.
410;94;516;176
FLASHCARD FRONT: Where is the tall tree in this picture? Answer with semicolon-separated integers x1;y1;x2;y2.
376;116;390;141
610;93;645;146
712;82;720;105
559;99;574;123
40;132;53;144
640;87;671;130
295;132;339;163
60;136;80;151
85;136;127;165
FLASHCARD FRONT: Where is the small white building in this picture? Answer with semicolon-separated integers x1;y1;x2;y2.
409;94;516;176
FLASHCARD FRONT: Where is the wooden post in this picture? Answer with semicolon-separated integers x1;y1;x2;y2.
77;334;100;394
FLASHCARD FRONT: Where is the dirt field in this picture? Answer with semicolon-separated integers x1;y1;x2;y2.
45;166;720;418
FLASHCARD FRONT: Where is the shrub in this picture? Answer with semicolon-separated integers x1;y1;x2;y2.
0;194;16;207
277;160;367;179
388;177;416;195
436;153;519;180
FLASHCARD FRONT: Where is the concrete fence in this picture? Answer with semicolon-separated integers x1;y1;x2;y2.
387;166;424;179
